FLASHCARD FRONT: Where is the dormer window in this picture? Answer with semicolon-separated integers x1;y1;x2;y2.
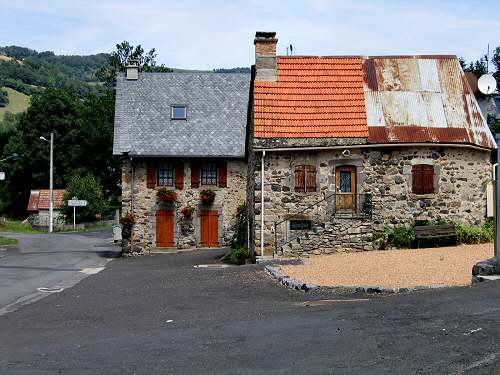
171;105;187;120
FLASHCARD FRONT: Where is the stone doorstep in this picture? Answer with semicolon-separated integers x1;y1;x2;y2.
150;247;225;254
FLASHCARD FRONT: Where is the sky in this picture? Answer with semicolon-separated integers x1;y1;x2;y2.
1;0;500;70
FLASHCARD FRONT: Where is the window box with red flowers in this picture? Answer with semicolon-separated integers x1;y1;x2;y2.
200;189;216;204
157;188;177;202
119;212;136;239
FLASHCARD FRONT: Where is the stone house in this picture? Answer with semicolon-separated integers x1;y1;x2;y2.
27;189;66;229
249;32;496;257
113;67;250;252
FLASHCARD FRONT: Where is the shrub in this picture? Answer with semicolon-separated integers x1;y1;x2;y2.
456;222;494;244
230;203;247;249
61;173;109;223
375;226;415;249
222;246;248;265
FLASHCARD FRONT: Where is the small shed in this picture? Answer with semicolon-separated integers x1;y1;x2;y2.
27;189;66;228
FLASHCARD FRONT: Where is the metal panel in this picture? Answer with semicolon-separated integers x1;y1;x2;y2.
418;59;441;92
364;92;385;126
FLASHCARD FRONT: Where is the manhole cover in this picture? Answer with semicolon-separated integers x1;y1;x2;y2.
194;264;230;269
304;299;368;306
37;287;64;293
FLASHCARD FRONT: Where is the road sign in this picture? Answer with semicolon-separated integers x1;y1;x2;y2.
68;200;88;207
0;172;4;181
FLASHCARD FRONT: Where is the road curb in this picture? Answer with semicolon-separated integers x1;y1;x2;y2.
265;265;454;294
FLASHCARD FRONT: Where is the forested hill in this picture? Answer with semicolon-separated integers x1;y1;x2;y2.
0;45;109;97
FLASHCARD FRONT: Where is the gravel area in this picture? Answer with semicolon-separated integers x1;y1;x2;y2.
281;243;494;289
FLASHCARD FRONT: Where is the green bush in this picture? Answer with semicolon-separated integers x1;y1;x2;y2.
376;226;416;249
456;222;494;244
230;203;247;249
222;246;248;265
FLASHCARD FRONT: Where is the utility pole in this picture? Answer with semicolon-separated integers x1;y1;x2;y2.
49;132;54;234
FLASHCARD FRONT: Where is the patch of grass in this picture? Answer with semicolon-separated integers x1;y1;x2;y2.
222;247;249;265
0;236;18;245
0;87;30;120
0;219;41;234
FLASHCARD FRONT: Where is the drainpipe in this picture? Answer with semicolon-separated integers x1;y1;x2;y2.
130;155;135;253
496;133;500;264
261;150;265;256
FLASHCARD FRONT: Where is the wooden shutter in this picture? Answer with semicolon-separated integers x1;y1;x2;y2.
422;165;434;194
218;161;228;188
175;161;184;190
200;210;209;247
191;162;201;188
147;160;157;188
305;165;317;192
412;165;434;194
295;165;305;192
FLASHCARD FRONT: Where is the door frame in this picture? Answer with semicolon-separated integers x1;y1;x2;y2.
335;165;357;211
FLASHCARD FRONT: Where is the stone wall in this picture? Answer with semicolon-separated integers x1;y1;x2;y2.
122;158;247;253
252;145;492;256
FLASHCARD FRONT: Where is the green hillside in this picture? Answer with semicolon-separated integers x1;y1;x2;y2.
0;87;30;120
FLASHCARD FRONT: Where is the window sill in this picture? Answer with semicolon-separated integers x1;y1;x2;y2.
410;193;436;199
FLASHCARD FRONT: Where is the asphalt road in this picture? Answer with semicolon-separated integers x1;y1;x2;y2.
1;241;500;374
0;229;119;316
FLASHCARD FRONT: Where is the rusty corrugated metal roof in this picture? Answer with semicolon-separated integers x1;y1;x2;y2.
27;190;40;211
363;56;496;149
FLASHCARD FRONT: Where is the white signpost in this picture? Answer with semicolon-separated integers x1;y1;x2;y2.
0;172;4;181
68;199;88;229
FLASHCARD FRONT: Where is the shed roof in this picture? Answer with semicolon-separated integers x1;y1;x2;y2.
113;72;251;158
27;189;66;211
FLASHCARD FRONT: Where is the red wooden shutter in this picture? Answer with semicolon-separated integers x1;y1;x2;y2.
147;161;157;188
295;165;305;192
422;165;434;194
305;165;317;192
412;165;422;194
175;161;184;190
218;161;228;188
209;210;219;247
191;162;201;188
200;210;209;247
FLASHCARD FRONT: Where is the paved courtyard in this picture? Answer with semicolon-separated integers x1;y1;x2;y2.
1;233;500;374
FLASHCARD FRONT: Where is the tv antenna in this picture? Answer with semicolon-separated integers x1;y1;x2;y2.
286;44;294;56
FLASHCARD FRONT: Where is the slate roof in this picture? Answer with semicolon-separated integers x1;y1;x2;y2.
113;72;251;157
254;57;368;138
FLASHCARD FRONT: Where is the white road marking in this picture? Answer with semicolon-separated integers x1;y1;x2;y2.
79;267;106;275
37;287;64;293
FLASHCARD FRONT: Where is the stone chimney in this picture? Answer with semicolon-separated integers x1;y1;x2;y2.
254;31;277;82
126;60;139;80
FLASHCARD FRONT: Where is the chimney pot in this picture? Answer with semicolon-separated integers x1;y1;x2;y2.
126;60;139;80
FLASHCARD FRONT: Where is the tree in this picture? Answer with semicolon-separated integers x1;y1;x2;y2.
492;47;500;90
60;174;109;223
0;89;8;107
461;55;488;78
95;41;172;87
1;88;84;216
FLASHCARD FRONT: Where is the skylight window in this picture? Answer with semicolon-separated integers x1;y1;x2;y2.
171;105;187;120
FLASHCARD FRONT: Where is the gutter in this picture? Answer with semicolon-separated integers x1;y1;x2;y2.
253;142;494;153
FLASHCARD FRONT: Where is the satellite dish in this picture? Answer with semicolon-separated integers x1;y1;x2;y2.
478;74;497;95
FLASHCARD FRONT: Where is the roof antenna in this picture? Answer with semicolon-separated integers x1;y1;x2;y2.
487;43;490;74
286;46;289;56
290;44;293;55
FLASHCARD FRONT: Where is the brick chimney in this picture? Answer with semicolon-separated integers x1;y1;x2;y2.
126;60;139;80
254;31;277;82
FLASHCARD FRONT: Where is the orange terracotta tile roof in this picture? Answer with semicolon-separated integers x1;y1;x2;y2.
254;57;368;138
27;189;66;211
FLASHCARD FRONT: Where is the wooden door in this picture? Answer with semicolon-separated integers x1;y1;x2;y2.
335;166;356;211
200;210;219;247
156;210;175;247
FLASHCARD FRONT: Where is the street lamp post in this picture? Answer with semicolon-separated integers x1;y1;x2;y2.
40;133;54;233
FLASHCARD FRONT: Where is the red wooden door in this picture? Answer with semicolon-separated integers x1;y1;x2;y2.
156;210;175;247
200;210;219;247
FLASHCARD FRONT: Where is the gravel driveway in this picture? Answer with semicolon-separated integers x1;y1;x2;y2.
281;243;493;288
